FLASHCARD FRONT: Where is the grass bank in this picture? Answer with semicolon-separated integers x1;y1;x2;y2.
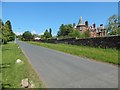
29;41;119;65
1;42;43;88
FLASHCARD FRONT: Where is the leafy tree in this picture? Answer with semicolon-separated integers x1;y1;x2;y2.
5;20;12;32
4;20;15;42
68;30;90;38
22;31;33;41
0;19;3;38
43;29;51;39
68;30;81;38
107;14;120;35
0;19;15;44
57;24;74;37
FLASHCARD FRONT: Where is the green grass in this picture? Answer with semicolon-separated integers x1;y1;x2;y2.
1;42;44;88
29;41;119;65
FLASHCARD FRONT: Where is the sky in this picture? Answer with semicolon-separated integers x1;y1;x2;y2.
2;2;118;36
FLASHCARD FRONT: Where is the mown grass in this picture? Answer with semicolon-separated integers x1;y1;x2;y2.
29;41;119;65
1;42;43;88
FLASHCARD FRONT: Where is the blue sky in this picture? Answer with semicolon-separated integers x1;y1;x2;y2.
2;2;118;36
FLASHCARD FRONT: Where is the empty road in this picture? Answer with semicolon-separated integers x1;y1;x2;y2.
18;41;118;88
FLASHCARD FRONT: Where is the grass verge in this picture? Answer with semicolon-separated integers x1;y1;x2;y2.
29;41;119;65
1;42;43;88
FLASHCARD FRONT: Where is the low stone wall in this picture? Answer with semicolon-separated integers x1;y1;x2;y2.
34;35;120;49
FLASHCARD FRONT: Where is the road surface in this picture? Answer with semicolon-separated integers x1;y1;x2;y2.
17;41;118;88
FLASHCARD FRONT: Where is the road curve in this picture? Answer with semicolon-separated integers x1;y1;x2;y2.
17;41;118;88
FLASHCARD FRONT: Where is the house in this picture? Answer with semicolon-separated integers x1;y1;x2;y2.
34;37;41;40
73;16;106;37
73;16;87;33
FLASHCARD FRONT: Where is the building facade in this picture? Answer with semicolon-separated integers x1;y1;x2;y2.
73;16;106;37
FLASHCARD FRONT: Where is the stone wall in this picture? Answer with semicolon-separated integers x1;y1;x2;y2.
34;35;120;49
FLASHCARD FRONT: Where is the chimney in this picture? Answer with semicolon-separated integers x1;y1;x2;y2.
73;23;76;28
93;23;96;28
100;24;103;26
100;24;104;29
85;21;88;28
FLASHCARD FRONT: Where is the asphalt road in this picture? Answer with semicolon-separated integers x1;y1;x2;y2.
17;41;118;88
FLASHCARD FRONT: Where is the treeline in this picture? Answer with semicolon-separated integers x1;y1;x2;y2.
57;14;120;38
19;14;120;41
57;24;90;39
18;28;52;41
0;19;15;44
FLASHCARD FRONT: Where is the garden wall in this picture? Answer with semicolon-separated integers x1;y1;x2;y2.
34;35;120;49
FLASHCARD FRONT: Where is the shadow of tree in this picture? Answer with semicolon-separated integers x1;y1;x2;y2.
0;63;11;72
2;48;12;51
0;63;12;89
1;83;12;89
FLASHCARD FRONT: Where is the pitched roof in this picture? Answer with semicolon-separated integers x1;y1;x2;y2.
78;16;85;26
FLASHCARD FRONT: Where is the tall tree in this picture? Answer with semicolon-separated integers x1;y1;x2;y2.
57;24;74;37
0;19;3;42
0;19;15;44
49;28;52;37
43;29;51;39
4;20;15;41
5;20;12;32
107;14;120;35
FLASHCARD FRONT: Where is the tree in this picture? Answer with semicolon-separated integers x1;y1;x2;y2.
0;19;3;43
49;28;52;37
107;14;120;35
5;20;12;32
4;20;15;42
0;19;15;44
68;30;81;38
43;29;51;39
57;24;74;37
22;31;33;41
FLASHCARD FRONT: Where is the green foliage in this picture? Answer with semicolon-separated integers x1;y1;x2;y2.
0;19;15;44
68;30;81;38
57;24;90;39
22;31;33;41
49;28;52;37
57;24;74;37
84;30;90;37
40;35;45;39
107;14;120;35
43;29;52;39
2;42;43;88
68;30;90;38
16;35;22;40
0;19;3;43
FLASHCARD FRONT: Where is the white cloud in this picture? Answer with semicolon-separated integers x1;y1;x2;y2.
14;32;23;35
31;30;37;34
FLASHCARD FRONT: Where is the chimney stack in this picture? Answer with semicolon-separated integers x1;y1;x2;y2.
93;23;96;28
73;23;76;28
100;24;103;26
85;21;88;28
